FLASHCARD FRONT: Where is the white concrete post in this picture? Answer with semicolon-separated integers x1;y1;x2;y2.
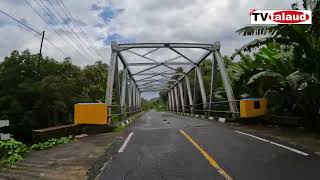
0;120;10;140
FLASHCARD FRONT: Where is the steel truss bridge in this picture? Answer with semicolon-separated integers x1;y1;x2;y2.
105;41;239;121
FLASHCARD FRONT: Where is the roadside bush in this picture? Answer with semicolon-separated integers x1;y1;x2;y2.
0;50;108;141
0;139;28;167
31;136;73;151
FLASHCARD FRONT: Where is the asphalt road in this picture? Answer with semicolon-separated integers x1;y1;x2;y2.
98;110;320;180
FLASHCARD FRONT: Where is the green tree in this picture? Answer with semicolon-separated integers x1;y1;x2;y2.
0;50;108;140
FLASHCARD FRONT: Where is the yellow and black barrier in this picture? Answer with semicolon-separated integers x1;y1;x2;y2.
240;98;268;118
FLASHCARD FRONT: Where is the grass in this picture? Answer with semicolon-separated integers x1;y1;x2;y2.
112;126;125;132
1;112;145;168
111;111;145;133
31;136;73;151
0;139;28;167
0;136;74;168
156;106;167;112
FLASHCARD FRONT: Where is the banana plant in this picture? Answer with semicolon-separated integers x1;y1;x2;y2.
233;0;320;69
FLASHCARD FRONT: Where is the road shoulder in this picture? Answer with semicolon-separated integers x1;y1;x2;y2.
228;123;320;156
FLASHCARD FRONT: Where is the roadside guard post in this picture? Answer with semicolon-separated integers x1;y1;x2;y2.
74;103;109;125
0;120;10;140
240;98;268;118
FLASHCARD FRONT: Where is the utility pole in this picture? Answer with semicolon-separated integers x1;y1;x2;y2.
37;31;45;74
39;31;45;61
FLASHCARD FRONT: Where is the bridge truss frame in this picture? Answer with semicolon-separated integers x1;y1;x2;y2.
106;41;239;121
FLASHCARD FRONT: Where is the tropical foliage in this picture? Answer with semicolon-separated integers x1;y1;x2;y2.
0;138;28;167
0;50;108;140
141;97;166;112
231;0;320;130
1;0;320;143
0;136;73;167
159;0;320;130
31;136;73;151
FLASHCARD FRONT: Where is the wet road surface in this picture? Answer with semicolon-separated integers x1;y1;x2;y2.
98;110;320;180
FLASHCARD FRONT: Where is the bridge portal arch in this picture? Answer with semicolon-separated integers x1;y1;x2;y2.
106;41;238;120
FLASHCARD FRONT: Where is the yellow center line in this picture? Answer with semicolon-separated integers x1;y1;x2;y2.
179;130;233;180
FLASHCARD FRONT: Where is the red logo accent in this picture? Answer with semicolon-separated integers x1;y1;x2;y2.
249;9;256;15
269;10;310;23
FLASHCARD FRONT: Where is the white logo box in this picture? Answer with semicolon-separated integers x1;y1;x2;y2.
250;10;312;25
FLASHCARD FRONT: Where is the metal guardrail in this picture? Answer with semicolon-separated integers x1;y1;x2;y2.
168;100;241;119
107;105;142;124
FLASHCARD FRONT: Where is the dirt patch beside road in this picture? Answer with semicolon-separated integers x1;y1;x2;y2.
0;133;118;180
0;112;145;180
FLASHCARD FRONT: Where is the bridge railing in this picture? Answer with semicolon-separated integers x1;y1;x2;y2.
170;100;240;119
107;105;142;125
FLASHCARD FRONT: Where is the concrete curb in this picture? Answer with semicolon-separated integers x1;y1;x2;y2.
117;111;145;127
121;119;131;127
218;118;226;123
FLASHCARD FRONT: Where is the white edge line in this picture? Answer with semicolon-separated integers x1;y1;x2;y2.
235;131;309;156
118;132;134;153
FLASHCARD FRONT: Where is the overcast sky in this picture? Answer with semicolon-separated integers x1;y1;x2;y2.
0;0;295;99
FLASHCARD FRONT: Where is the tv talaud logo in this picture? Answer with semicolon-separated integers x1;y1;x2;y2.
250;9;312;24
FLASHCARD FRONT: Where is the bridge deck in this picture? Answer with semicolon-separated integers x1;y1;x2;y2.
98;111;319;180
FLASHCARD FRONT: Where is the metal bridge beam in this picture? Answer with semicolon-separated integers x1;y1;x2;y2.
169;48;194;63
118;43;213;50
135;74;160;82
168;92;172;111
138;80;174;86
137;80;177;87
117;52;139;91
174;86;180;112
136;88;139;110
107;41;238;119
127;62;193;66
137;79;177;83
105;42;118;106
134;73;184;76
120;67;128;114
133;86;136;111
169;50;212;89
127;50;184;74
213;42;238;116
196;66;207;110
136;91;139;110
185;76;193;113
139;84;171;89
208;53;218;113
138;91;141;109
128;78;133;110
178;82;185;113
140;89;169;92
170;89;175;111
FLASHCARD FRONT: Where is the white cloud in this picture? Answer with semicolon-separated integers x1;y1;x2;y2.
0;0;295;99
